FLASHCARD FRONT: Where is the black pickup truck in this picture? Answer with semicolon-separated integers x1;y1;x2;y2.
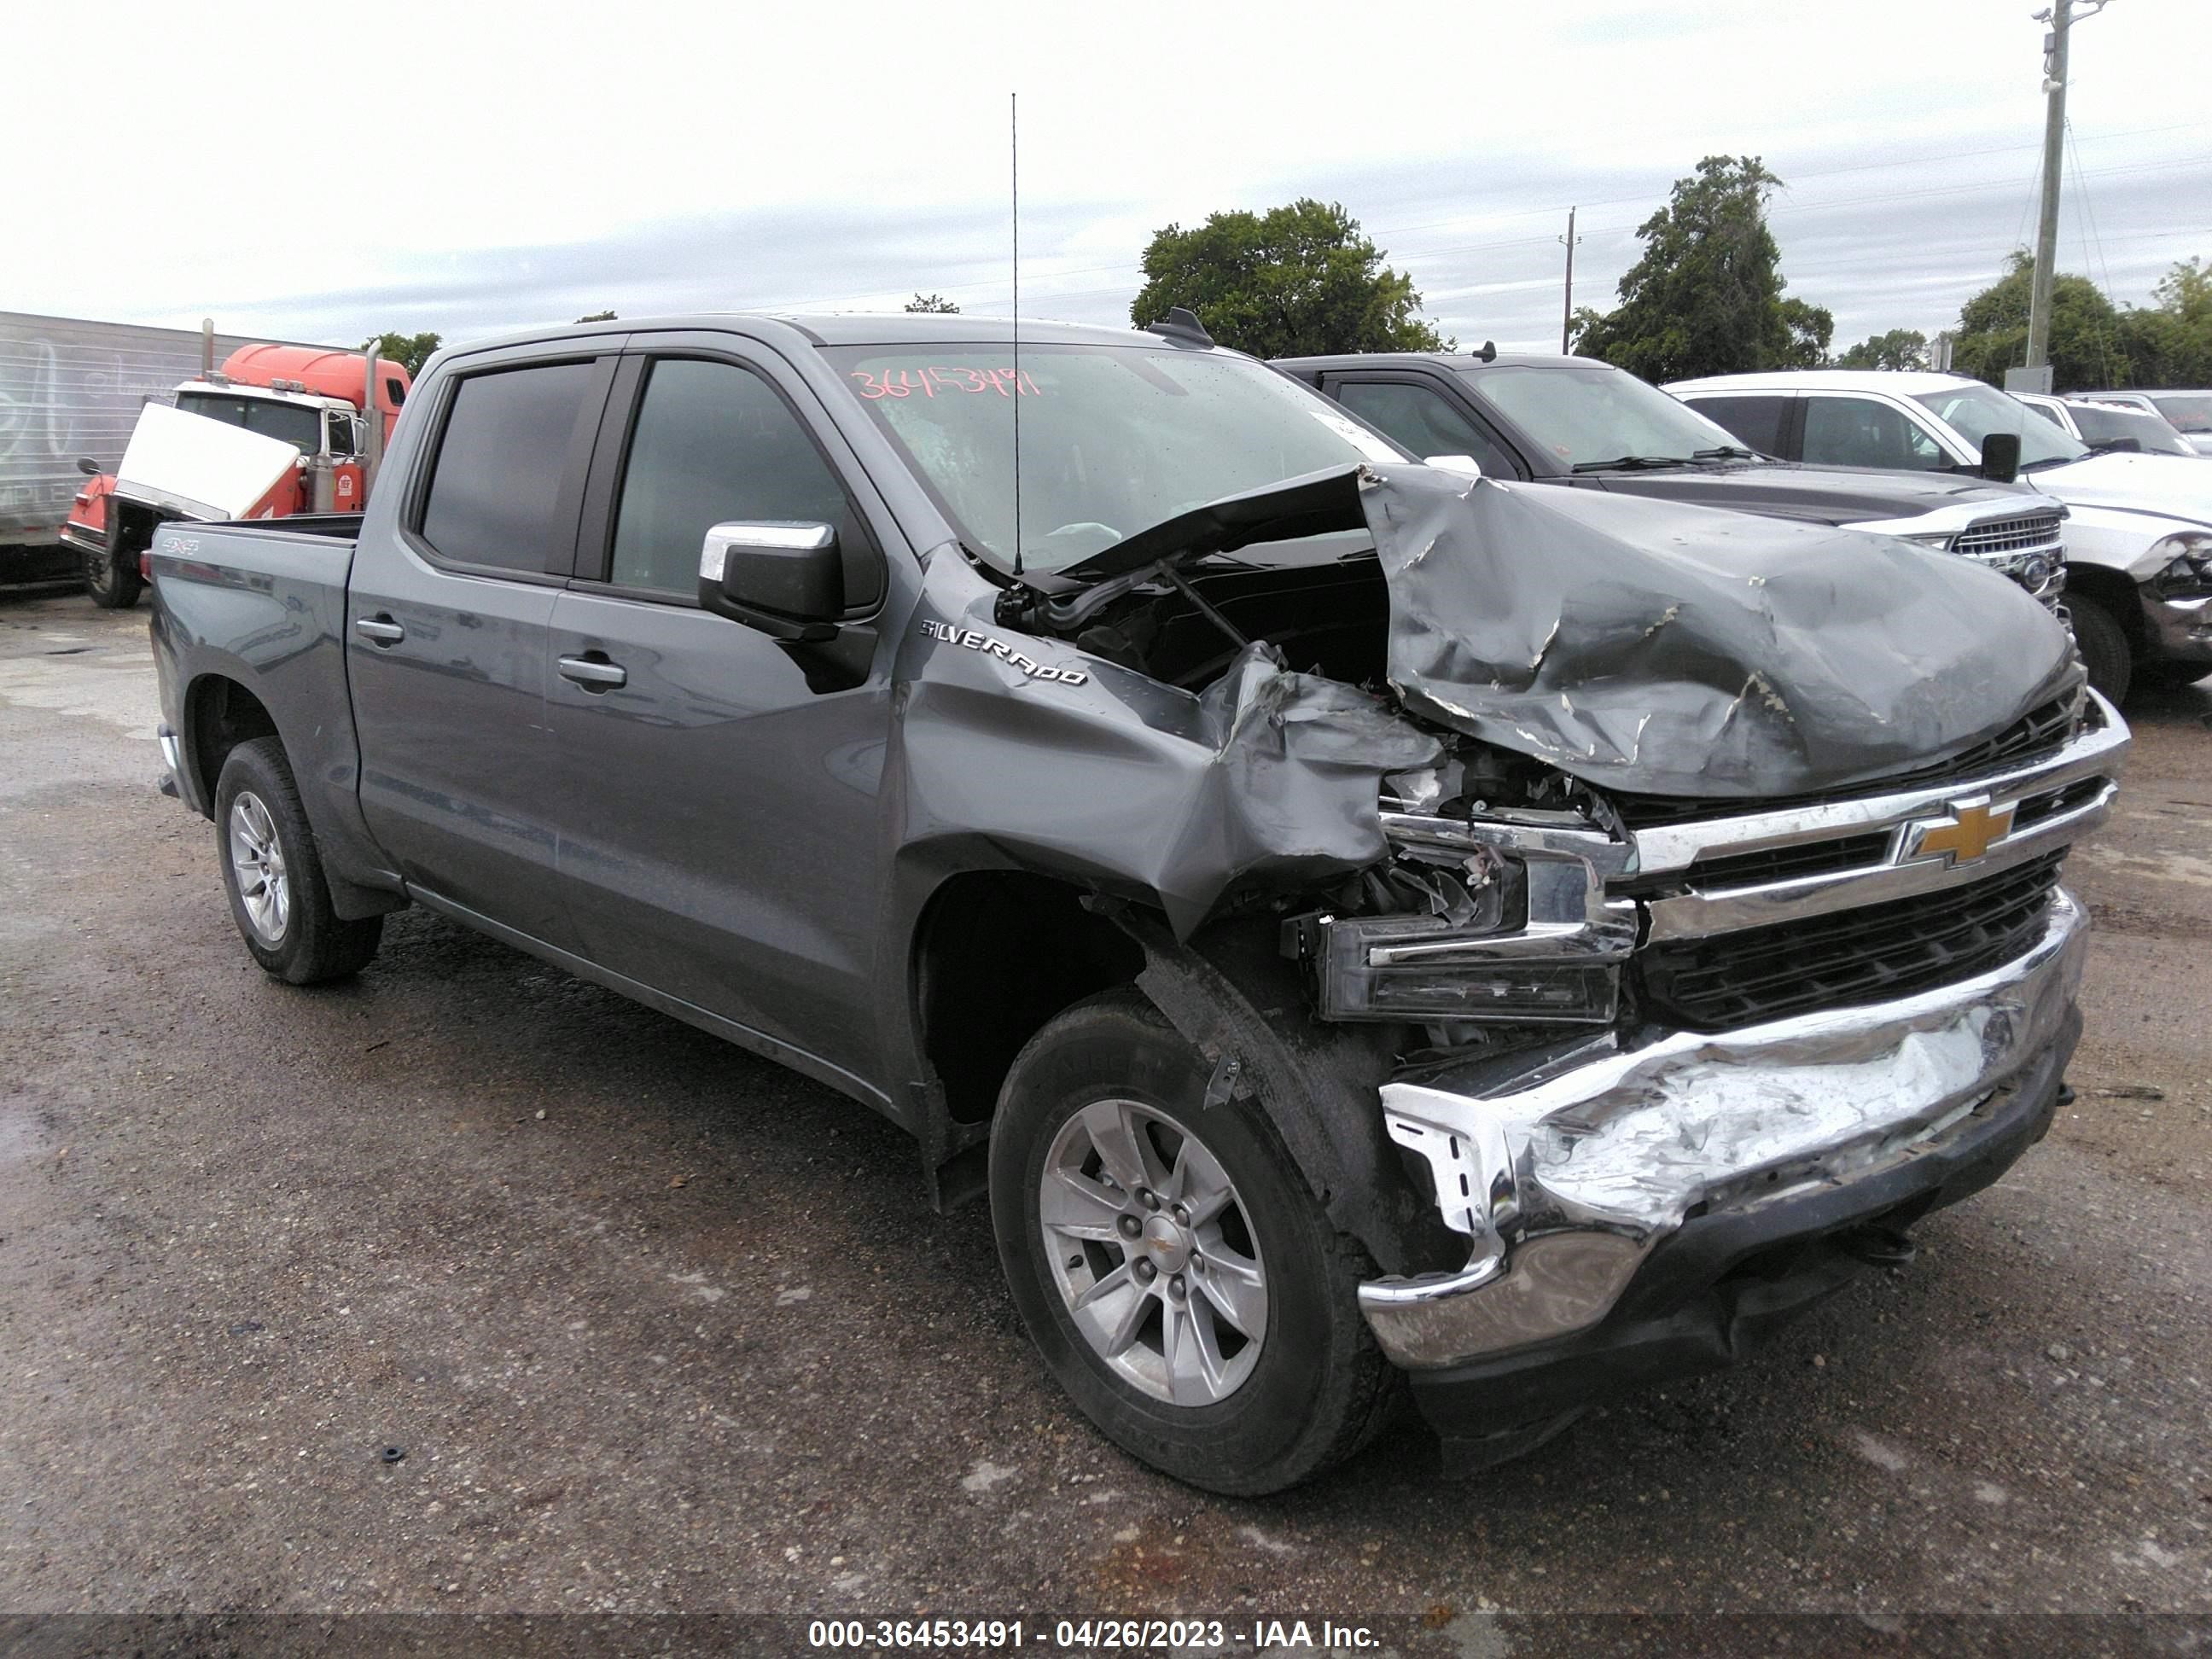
149;312;2126;1493
1275;350;2070;614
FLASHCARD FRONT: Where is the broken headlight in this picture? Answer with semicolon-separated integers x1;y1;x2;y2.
2151;532;2212;601
1297;815;1636;1027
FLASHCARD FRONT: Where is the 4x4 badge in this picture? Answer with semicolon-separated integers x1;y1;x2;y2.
1906;798;2016;865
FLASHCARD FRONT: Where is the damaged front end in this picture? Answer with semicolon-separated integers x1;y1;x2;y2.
921;459;2127;1444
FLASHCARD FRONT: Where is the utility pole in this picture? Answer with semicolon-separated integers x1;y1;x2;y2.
1559;207;1580;354
2025;0;2106;376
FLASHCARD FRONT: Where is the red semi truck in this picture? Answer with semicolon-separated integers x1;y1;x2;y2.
62;343;411;608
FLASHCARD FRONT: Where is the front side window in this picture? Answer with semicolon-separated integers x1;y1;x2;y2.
824;343;1404;573
418;360;597;572
1334;380;1517;477
175;391;323;456
608;358;880;605
1801;396;1947;471
1911;382;2086;468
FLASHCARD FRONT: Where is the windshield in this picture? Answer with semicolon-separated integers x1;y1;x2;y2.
175;391;323;455
2068;403;2195;456
824;344;1404;572
1912;384;2086;468
2148;393;2212;434
1463;364;1751;468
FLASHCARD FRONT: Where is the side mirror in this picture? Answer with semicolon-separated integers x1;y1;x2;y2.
1980;430;2022;484
698;521;843;642
1423;453;1484;480
76;457;101;477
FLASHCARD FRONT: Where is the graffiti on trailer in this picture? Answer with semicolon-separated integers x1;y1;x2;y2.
0;323;210;538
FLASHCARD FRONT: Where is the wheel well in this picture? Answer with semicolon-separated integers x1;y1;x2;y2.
2064;563;2145;641
113;499;161;556
185;676;280;810
912;872;1145;1126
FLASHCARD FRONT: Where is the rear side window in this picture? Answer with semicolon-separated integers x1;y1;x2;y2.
1682;394;1788;457
608;358;882;607
420;362;597;572
1334;380;1518;477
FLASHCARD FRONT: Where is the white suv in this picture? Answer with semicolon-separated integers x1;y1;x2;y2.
1668;370;2212;698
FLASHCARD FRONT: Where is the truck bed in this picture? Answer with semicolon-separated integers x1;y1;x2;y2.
148;513;374;912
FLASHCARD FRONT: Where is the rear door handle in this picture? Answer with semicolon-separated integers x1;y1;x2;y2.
354;615;405;644
557;654;627;690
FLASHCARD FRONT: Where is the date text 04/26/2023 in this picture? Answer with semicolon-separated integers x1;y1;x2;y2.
805;1617;1381;1650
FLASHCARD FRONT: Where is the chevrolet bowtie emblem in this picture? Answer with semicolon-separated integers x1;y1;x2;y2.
1907;798;2017;865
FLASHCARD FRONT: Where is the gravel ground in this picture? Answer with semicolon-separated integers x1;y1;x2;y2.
2;591;2209;1644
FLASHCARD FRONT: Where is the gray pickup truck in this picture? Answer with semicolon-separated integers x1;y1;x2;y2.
149;311;2129;1495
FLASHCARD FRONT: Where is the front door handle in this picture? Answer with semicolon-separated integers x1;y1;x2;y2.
354;614;405;645
557;654;627;690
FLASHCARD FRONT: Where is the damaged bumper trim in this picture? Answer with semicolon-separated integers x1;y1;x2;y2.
1357;886;2088;1371
1628;696;2125;941
1626;692;2124;877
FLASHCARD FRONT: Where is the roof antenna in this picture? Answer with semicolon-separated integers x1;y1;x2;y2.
1010;90;1024;579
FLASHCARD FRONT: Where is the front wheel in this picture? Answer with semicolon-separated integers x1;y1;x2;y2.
988;989;1397;1495
84;542;143;610
214;737;382;983
2067;597;2132;704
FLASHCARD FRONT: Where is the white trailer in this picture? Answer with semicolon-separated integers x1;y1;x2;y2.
0;311;334;586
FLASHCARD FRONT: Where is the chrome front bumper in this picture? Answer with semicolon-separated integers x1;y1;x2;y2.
2140;589;2212;667
1359;887;2090;1371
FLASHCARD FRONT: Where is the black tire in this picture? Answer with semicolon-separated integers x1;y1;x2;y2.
84;541;143;610
2136;660;2209;693
988;988;1398;1495
2068;597;2131;704
213;736;382;984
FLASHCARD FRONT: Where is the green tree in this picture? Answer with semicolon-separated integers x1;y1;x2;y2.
2117;256;2212;387
1950;251;2128;391
1836;328;1930;371
1780;297;1835;369
1131;199;1450;358
1570;156;1831;381
372;331;442;376
904;293;959;313
575;310;617;323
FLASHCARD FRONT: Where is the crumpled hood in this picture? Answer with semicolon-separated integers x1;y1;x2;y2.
1361;463;2079;800
2029;450;2212;528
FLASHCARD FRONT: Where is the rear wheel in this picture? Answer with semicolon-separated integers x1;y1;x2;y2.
83;540;142;610
2067;597;2131;704
214;737;382;983
988;988;1397;1495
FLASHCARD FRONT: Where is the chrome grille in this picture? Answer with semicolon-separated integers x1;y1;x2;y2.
1635;852;2066;1031
1955;511;2064;556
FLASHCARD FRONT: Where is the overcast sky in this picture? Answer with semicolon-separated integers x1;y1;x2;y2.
11;0;2208;357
